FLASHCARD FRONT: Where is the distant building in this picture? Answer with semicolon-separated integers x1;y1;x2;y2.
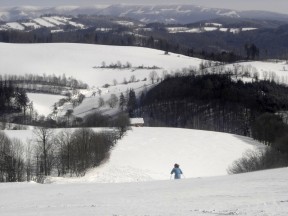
130;118;144;127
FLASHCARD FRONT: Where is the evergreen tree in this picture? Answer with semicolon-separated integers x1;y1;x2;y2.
127;89;137;117
15;89;29;122
119;93;126;111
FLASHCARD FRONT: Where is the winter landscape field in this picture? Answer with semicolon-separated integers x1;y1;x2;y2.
1;167;288;216
1;42;288;216
1;1;288;215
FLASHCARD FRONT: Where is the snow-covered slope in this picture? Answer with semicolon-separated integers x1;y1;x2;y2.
1;167;287;216
4;127;263;183
0;15;86;31
34;127;261;183
26;93;64;116
0;43;202;87
224;60;288;84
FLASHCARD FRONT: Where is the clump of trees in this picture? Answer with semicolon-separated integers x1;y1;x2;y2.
55;128;118;177
244;43;260;60
0;82;35;125
0;81;29;113
0;127;122;182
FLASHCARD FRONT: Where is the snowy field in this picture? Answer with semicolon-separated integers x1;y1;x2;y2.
222;60;288;83
27;93;64;116
4;127;263;183
1;167;287;216
0;43;203;87
51;127;262;183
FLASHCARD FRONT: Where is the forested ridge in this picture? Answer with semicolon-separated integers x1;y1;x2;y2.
138;74;288;136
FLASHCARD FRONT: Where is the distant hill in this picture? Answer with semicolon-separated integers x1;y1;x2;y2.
1;5;288;24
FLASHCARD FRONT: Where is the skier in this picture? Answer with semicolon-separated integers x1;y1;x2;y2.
170;163;183;179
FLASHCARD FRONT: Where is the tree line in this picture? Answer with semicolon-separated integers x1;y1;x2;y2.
0;73;88;95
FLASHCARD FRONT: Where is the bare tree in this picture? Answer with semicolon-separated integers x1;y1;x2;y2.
10;138;25;181
149;71;158;84
130;75;136;83
33;128;54;176
54;129;73;176
25;139;33;181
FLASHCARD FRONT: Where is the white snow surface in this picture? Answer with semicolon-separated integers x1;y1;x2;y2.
33;18;55;27
1;163;288;215
21;22;41;29
26;93;64;116
5;22;25;30
0;43;203;87
166;26;256;34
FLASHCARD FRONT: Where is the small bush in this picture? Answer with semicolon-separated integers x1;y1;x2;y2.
228;148;288;174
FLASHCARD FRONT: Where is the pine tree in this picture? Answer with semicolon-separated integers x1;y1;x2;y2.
127;89;137;117
15;89;29;123
119;93;126;111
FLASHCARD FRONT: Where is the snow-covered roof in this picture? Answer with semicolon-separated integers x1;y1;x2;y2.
130;118;144;124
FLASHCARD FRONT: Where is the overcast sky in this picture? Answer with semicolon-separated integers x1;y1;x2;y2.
1;0;288;14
